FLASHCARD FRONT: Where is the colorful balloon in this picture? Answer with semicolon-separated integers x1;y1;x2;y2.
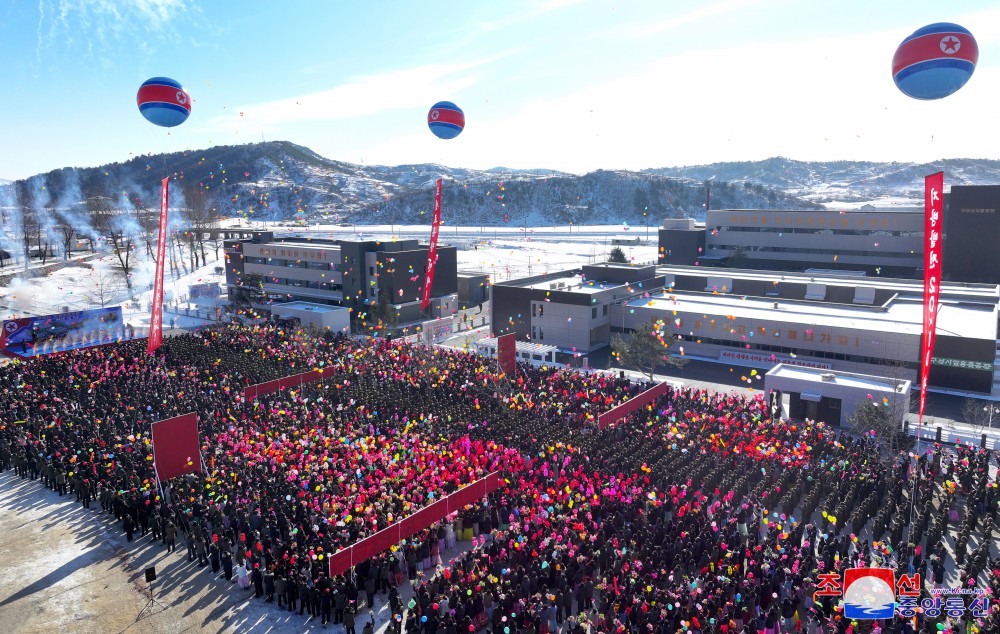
427;101;464;139
892;23;978;100
137;77;192;127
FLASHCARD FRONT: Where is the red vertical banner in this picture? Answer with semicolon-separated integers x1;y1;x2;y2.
919;172;944;426
148;177;169;354
421;178;443;311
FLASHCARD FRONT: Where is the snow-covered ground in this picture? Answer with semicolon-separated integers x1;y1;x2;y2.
0;250;227;328
0;469;479;634
0;224;659;326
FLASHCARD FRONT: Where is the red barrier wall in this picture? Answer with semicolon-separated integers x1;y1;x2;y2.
244;368;329;400
598;382;667;429
328;471;501;578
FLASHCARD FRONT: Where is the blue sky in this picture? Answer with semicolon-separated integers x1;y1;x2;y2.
2;0;999;179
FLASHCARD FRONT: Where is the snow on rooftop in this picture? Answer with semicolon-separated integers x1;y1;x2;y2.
627;289;995;339
767;364;906;392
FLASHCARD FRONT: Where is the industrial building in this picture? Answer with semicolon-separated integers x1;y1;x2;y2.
764;364;911;429
491;264;1000;394
658;185;1000;285
456;271;490;308
658;209;924;277
491;263;666;356
269;301;351;333
224;231;458;323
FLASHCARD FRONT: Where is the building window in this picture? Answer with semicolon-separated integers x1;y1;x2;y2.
603;305;608;316
592;307;597;318
539;305;543;317
369;267;374;275
532;304;536;317
532;326;537;340
539;327;544;340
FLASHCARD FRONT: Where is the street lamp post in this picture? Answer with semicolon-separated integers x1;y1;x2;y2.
985;404;999;428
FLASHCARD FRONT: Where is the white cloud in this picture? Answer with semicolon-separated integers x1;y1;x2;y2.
476;0;589;31
202;58;502;132
613;0;771;38
36;0;191;61
348;9;1000;174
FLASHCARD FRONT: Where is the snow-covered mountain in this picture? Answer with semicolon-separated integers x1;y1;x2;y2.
363;168;817;226
0;142;819;227
5;144;998;228
645;157;1000;208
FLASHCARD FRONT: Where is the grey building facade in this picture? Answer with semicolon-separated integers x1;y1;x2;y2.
224;231;457;320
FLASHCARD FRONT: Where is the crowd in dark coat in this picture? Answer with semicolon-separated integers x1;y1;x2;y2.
0;324;997;634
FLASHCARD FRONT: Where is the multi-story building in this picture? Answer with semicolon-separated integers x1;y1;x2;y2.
660;209;924;277
491;263;667;356
492;263;1000;394
224;231;458;322
659;185;1000;285
943;185;1000;284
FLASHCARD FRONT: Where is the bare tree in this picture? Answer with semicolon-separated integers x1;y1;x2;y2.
849;400;913;455
20;216;38;271
34;228;53;266
961;398;998;434
611;319;689;381
184;182;215;269
872;358;914;431
81;264;128;308
171;232;186;279
14;181;35;270
128;192;159;262
89;195;137;291
57;222;75;260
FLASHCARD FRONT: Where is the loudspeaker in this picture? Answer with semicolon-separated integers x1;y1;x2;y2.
145;567;156;583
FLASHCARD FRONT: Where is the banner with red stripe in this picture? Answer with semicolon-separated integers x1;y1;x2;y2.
421;178;443;311
148;177;169;355
919;172;944;426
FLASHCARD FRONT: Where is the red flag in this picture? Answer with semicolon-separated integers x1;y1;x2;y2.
148;177;169;354
421;178;442;311
919;172;944;425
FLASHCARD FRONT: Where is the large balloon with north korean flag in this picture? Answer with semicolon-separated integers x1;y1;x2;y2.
892;23;978;100
427;101;464;139
137;77;192;127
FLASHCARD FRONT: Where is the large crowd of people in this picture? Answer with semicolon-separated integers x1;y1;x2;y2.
0;323;998;634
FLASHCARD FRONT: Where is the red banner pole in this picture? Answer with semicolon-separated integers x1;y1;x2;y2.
919;172;944;431
421;178;443;312
147;177;169;354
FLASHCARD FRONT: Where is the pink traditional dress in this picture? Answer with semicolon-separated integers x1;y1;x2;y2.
235;563;251;590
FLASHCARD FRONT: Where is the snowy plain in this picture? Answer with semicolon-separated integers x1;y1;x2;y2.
0;222;661;328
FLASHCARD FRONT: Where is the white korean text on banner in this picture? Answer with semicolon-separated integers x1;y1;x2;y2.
919;172;944;425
